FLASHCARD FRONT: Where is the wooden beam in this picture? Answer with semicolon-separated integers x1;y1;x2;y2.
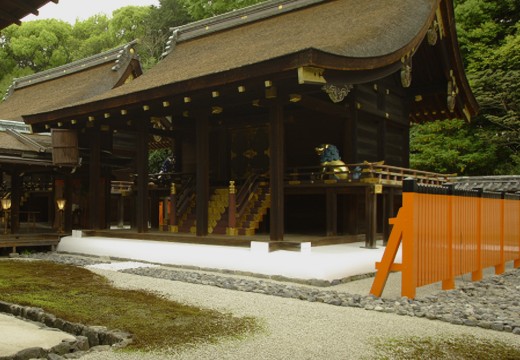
298;95;349;118
88;126;101;230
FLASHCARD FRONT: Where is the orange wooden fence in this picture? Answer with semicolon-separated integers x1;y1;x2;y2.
370;179;520;299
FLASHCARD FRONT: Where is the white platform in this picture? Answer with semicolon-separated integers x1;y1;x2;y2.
58;233;400;281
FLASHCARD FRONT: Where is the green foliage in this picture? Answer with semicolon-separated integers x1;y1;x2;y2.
178;0;266;20
410;119;496;175
411;0;520;175
1;20;74;72
149;148;172;174
0;260;259;351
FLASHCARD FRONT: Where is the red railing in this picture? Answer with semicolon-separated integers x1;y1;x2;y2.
370;179;520;299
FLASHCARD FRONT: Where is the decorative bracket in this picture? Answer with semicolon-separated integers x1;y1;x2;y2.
447;78;459;113
400;55;412;88
321;84;353;103
427;20;439;46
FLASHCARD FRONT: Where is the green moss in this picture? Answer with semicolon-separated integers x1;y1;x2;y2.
0;260;259;351
373;334;520;360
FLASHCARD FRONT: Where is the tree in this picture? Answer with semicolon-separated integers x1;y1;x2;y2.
410;119;496;175
141;0;192;70
71;15;116;59
178;0;266;20
410;0;520;175
1;19;74;72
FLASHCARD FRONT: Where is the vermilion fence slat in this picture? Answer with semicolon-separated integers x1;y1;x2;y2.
370;179;520;299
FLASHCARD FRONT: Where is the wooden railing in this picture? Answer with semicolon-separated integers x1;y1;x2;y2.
235;171;264;220
286;162;455;186
370;179;520;299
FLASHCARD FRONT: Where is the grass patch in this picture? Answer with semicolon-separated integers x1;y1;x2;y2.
0;260;259;351
373;335;520;359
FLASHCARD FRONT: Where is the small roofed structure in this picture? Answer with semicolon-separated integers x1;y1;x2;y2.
0;41;142;234
22;0;478;245
0;0;58;29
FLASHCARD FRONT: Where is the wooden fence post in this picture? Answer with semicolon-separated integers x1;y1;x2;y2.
472;188;483;281
442;184;455;290
401;178;417;299
496;191;506;274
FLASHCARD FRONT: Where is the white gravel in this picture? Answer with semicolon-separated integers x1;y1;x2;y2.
80;269;520;360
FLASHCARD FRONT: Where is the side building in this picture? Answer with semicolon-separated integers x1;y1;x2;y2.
0;42;142;233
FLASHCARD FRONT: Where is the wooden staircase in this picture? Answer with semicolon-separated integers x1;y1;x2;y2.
177;181;270;236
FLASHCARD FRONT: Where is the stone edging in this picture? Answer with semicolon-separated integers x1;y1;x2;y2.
0;301;132;360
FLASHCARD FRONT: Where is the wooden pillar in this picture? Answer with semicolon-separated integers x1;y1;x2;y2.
365;185;378;248
10;171;21;234
88;126;101;229
196;113;209;236
326;188;337;236
117;195;125;228
169;183;178;232
136;118;150;233
227;181;237;235
65;176;73;232
383;188;395;245
269;101;284;241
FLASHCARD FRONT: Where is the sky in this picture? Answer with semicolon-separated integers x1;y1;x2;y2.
23;0;160;24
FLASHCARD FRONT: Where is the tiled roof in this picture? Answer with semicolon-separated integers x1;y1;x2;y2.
453;176;520;193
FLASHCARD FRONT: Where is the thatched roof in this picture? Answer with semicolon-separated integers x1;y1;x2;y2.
24;0;477;125
0;0;58;29
0;41;141;122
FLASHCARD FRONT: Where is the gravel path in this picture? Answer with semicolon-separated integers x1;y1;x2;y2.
72;266;520;359
11;253;520;359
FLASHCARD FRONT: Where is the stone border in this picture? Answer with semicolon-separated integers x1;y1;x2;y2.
0;301;132;360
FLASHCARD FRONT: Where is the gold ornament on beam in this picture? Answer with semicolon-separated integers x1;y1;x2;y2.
427;20;439;46
400;55;412;88
321;84;353;103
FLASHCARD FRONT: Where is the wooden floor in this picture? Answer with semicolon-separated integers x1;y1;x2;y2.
0;232;61;253
82;229;370;251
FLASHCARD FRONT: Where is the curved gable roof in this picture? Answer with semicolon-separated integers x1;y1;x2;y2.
79;0;436;100
0;42;141;122
24;0;477;125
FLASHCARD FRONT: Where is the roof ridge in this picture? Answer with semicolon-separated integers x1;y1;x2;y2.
4;40;139;97
161;0;326;58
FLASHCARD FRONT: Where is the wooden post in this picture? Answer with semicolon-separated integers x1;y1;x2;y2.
472;188;483;281
136;116;149;233
117;194;125;228
88;125;101;229
496;192;506;275
169;183;178;232
10;171;21;234
382;188;395;245
442;184;455;290
326;188;337;236
196;113;209;236
158;201;164;231
227;180;237;235
401;178;417;299
269;101;284;241
365;184;378;248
